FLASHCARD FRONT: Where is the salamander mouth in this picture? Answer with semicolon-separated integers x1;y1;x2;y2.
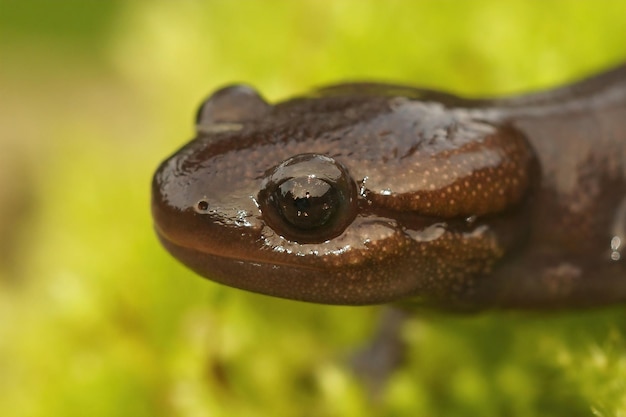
153;226;324;271
155;230;391;305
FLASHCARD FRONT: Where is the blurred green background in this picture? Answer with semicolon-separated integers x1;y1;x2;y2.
1;1;626;416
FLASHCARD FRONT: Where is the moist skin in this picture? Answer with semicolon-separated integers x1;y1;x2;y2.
152;65;626;309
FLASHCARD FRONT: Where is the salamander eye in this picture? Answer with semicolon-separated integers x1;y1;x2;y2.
258;154;358;243
196;84;270;126
273;178;338;229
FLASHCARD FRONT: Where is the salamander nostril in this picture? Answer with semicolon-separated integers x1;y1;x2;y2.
196;200;209;212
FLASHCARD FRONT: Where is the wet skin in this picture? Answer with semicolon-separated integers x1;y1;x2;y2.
152;63;626;309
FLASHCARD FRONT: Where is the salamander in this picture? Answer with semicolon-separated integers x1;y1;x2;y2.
151;63;626;309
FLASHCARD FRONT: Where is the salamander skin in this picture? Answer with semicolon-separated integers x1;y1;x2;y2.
152;63;626;310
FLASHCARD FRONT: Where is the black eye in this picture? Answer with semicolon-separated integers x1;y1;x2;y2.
258;154;358;243
275;178;337;229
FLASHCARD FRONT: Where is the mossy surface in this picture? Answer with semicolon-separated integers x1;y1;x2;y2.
1;1;626;416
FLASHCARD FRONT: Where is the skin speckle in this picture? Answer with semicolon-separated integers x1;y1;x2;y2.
541;263;581;296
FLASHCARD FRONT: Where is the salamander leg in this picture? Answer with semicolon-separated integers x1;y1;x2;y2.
351;307;411;398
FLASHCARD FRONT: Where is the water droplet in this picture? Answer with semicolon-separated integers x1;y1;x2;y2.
610;197;626;261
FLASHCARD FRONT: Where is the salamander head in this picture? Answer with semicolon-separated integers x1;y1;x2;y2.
152;84;536;305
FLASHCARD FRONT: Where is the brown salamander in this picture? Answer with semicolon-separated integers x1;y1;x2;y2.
152;63;626;309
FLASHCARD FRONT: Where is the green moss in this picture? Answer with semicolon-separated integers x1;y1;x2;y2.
1;1;626;415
